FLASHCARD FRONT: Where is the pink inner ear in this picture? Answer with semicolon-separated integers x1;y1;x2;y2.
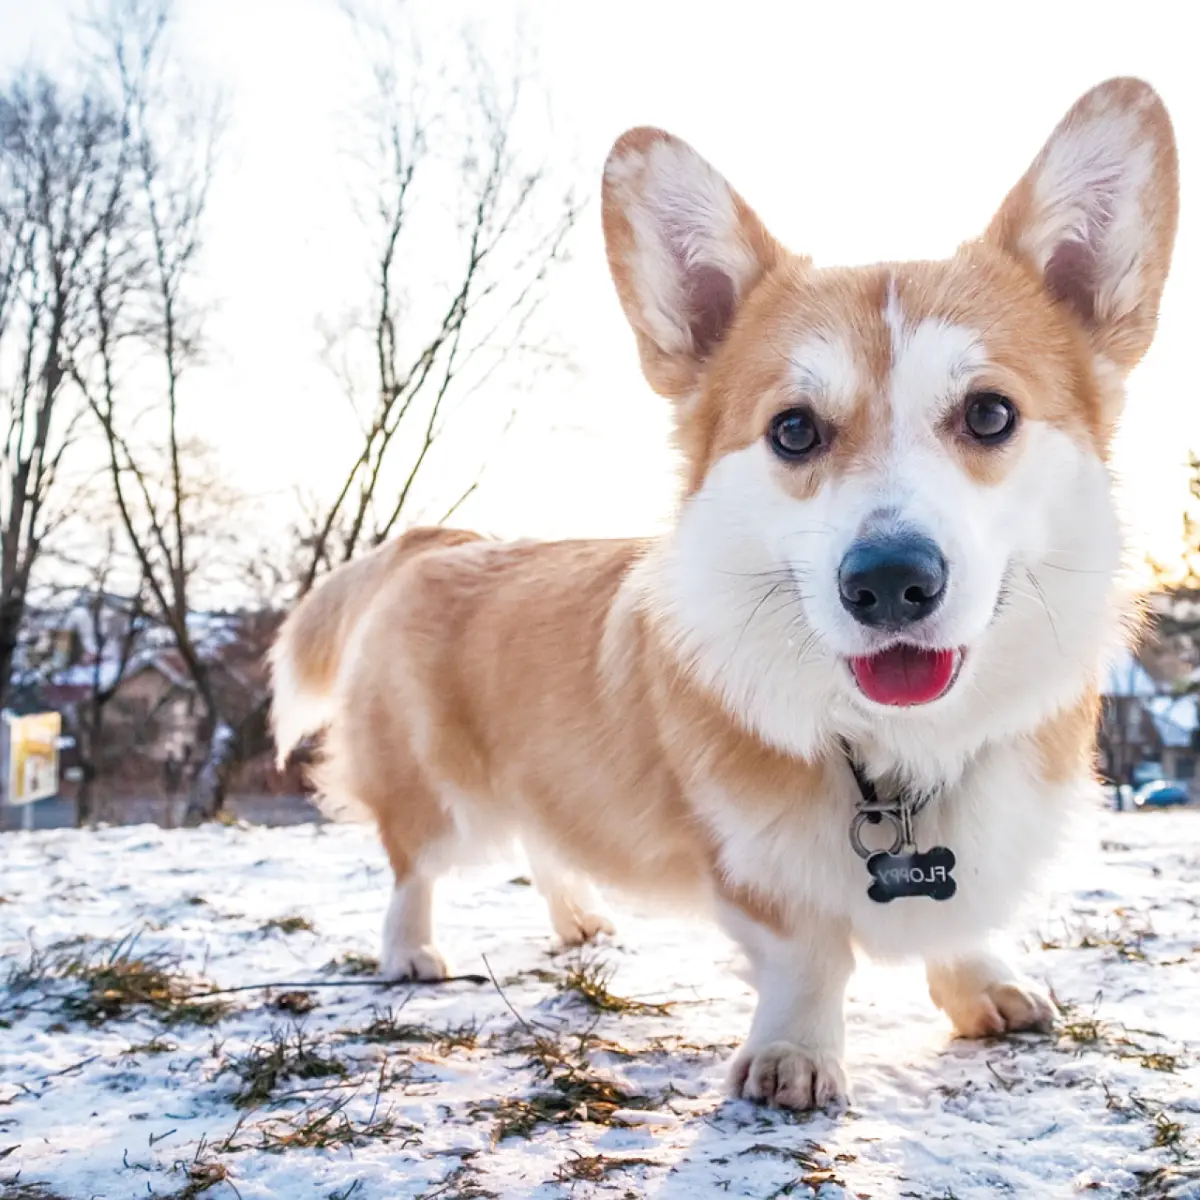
659;208;740;358
1040;164;1121;327
685;265;737;356
1044;239;1099;324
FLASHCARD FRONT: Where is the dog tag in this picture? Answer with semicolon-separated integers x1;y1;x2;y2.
866;846;956;903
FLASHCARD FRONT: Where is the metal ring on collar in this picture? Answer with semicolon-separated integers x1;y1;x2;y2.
850;809;905;859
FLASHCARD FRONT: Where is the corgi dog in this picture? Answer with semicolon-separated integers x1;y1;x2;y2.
271;79;1178;1109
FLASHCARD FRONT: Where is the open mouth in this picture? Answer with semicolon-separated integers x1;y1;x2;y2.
848;645;963;707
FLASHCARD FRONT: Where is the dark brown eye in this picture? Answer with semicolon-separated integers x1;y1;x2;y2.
963;392;1018;445
768;408;821;460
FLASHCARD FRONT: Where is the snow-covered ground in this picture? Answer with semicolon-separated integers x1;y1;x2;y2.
2;807;1200;1199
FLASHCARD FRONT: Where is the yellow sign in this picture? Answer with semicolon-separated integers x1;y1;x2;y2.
7;712;61;806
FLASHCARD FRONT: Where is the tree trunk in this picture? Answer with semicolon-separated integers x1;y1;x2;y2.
75;701;107;827
183;719;234;825
75;764;97;827
0;591;26;710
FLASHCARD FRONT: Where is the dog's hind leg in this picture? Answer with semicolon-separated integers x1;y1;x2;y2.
373;784;460;980
528;852;615;946
330;726;456;981
380;868;447;981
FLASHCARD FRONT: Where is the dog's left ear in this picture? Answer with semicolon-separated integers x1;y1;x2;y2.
602;128;785;400
985;78;1179;374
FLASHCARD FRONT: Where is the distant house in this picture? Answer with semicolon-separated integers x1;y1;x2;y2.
1101;646;1198;786
8;593;278;792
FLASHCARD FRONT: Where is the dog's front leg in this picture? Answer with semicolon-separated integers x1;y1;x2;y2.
926;947;1056;1038
719;895;853;1109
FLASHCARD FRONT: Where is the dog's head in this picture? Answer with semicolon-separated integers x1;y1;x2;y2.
603;80;1178;761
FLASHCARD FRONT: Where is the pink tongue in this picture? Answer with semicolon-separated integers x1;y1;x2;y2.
850;646;957;706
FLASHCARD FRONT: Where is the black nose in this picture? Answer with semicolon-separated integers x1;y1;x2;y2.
838;535;948;629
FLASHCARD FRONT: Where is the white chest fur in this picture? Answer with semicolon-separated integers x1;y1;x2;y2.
696;737;1092;960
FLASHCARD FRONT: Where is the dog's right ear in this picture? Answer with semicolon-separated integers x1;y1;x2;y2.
602;128;784;400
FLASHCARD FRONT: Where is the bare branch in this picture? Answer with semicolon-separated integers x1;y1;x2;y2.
295;6;579;592
1;68;128;699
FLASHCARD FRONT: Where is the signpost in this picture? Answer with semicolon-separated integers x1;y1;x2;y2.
2;711;62;831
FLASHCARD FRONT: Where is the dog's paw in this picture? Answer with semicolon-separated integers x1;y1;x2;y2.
940;979;1056;1038
553;909;616;946
380;943;448;982
729;1041;848;1110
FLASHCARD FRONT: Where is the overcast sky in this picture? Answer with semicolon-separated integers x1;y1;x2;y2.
2;0;1197;562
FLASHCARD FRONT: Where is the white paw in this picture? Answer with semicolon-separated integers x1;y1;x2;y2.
941;979;1057;1039
380;943;448;982
729;1041;849;1110
553;909;616;947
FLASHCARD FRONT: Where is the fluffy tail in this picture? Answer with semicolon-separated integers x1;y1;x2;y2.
270;526;484;765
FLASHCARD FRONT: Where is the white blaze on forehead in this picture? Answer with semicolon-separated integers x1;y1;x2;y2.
885;286;987;430
788;333;860;417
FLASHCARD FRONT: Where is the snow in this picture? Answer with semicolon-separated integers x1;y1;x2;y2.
3;807;1200;1199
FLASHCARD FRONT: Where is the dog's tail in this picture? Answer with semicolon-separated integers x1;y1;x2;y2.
270;526;484;766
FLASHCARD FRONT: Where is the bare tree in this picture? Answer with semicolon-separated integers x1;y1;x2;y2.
0;75;124;703
294;7;579;597
67;0;239;821
71;533;150;825
17;0;579;822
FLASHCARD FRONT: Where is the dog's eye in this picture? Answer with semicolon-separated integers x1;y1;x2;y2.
768;408;822;460
963;392;1018;445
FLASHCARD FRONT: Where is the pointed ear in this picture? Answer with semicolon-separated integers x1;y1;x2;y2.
602;128;785;399
985;78;1179;373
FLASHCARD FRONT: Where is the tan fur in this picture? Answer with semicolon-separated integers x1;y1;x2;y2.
1033;689;1101;785
285;531;834;918
269;527;484;767
318;539;713;892
274;527;483;700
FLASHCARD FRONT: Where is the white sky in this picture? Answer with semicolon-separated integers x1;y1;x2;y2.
3;0;1197;562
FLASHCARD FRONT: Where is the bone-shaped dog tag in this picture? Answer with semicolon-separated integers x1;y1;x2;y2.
866;846;956;903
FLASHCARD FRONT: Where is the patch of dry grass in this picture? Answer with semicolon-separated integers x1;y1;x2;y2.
122;1036;178;1056
1040;910;1155;962
221;1024;348;1109
320;952;380;977
269;990;317;1016
416;1162;498;1199
557;955;672;1017
248;1097;409;1153
553;1152;658;1184
1056;1002;1184;1078
479;1068;657;1143
151;1136;236;1199
474;1019;662;1143
736;1141;845;1195
260;915;314;936
345;1004;478;1055
217;1063;419;1156
2;933;230;1028
0;1184;74;1200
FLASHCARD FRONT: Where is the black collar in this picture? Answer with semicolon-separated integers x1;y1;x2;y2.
840;737;881;807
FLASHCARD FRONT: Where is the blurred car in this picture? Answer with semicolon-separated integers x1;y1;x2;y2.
1133;780;1191;809
1132;762;1166;789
